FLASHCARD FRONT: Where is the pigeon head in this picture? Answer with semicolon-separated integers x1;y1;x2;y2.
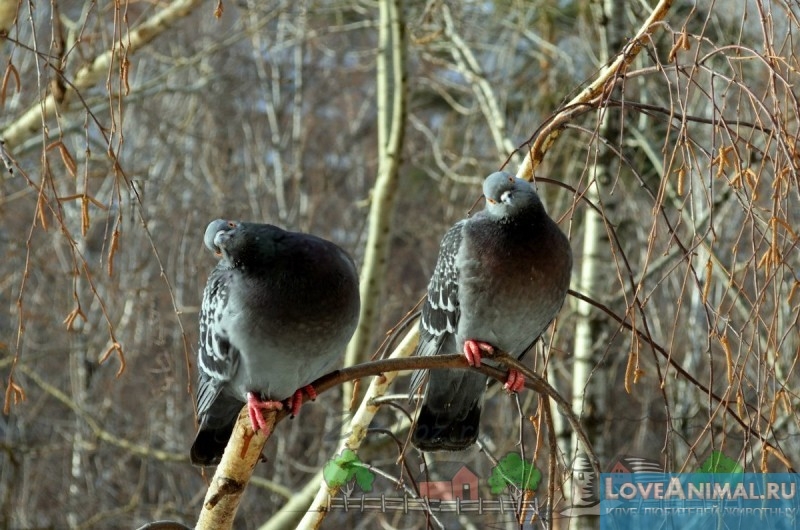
482;171;542;220
203;219;280;268
204;219;238;255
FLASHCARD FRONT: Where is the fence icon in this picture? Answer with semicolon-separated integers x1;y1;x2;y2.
325;493;538;516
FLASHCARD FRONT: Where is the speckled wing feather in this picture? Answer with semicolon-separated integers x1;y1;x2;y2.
409;220;464;394
190;267;246;465
195;269;239;422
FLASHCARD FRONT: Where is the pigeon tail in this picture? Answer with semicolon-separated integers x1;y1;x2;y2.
412;399;481;451
191;421;236;466
412;368;485;451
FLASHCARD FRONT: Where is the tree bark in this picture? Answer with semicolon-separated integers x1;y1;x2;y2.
195;410;274;530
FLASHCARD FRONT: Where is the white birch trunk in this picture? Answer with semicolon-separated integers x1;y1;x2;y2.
563;1;624;526
341;0;407;406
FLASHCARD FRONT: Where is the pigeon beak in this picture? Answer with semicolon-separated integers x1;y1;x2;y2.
486;198;497;205
213;232;227;253
213;221;238;256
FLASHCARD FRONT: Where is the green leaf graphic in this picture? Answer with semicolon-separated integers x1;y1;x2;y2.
697;450;743;474
323;457;351;489
354;466;375;492
323;449;375;492
488;453;541;494
520;464;542;491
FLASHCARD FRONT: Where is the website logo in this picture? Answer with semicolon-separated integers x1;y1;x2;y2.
601;473;800;529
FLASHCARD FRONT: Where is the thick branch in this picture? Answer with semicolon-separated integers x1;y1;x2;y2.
195;409;274;529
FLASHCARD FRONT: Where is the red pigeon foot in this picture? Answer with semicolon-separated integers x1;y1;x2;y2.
247;392;284;434
503;369;525;393
463;339;495;367
287;385;318;417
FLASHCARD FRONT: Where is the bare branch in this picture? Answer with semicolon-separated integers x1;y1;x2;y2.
1;0;204;149
515;0;674;180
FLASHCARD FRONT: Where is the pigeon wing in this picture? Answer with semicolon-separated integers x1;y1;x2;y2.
195;269;240;424
409;220;464;395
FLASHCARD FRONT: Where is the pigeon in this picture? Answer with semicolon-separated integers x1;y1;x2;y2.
191;219;360;466
410;171;572;451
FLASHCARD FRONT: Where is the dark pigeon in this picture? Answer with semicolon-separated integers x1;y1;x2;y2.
410;171;572;451
191;220;360;466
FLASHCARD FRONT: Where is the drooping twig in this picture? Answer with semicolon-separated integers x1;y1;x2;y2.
1;0;206;149
514;0;674;180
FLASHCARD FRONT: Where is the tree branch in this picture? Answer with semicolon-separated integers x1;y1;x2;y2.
195;409;275;529
1;0;204;149
191;326;596;530
514;0;674;180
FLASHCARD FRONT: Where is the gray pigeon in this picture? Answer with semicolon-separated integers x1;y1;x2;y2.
191;219;360;466
410;171;572;451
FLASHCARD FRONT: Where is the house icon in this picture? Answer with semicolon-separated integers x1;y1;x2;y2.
417;462;480;501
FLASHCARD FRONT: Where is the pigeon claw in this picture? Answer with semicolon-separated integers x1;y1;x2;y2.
246;392;284;435
463;339;495;367
503;369;525;393
287;385;317;418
